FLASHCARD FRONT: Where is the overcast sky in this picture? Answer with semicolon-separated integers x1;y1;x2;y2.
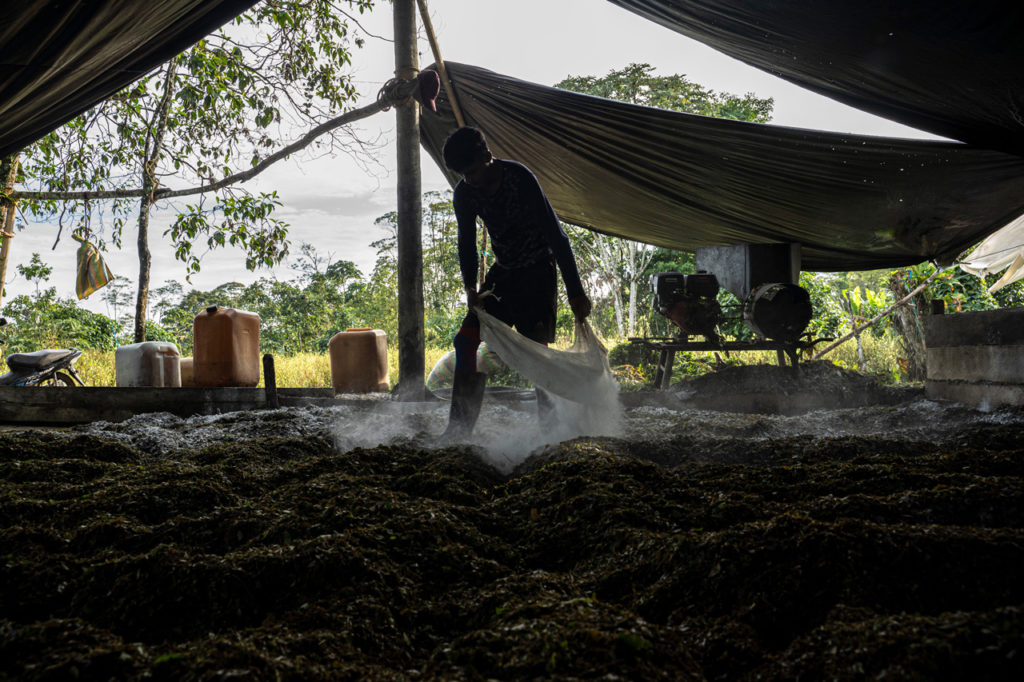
8;0;942;316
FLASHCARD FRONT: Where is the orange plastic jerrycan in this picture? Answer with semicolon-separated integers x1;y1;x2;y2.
193;306;261;387
329;328;389;393
115;342;182;387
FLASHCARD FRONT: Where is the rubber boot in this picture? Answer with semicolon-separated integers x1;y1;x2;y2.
536;386;558;434
439;370;486;443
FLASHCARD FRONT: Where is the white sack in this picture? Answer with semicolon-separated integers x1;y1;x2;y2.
476;307;613;404
476;307;623;443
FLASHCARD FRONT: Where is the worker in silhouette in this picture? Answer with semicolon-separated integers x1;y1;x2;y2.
439;126;592;441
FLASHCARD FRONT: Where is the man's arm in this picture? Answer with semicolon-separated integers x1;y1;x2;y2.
520;169;590;317
453;187;481;308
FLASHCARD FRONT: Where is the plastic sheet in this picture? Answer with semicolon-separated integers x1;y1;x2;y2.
959;214;1024;292
0;1;257;157
606;1;1024;157
420;62;1024;272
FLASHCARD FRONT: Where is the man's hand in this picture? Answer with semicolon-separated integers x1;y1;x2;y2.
569;294;592;320
465;287;482;310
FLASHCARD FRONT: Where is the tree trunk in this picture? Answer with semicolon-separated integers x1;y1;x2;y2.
393;0;426;400
133;61;178;343
595;236;624;336
134;191;154;342
888;272;929;381
627;276;638;337
0;153;20;308
844;292;866;371
625;241;654;338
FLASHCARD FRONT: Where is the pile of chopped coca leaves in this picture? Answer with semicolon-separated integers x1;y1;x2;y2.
2;362;1022;680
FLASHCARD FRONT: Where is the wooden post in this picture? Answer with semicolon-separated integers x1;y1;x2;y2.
393;0;426;401
0;154;19;308
262;353;279;409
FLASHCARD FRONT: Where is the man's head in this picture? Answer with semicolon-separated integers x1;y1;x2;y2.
443;126;490;176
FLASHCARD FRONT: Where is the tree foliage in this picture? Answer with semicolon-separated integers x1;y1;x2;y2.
14;0;377;342
556;63;775;123
152;242;364;356
556;63;775;338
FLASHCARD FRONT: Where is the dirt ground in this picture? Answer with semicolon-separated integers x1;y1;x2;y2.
1;361;1022;680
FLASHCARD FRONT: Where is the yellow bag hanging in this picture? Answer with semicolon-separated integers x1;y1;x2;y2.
73;234;113;300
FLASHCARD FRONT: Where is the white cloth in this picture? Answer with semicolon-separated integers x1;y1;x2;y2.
959;212;1024;293
476;307;613;404
473;306;623;454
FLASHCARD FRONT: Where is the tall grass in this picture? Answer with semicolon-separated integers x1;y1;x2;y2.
76;346;455;388
73;331;905;389
817;332;904;383
265;353;331;388
77;351;116;387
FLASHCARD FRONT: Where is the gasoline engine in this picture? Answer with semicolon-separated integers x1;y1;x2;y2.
651;271;813;343
651;271;722;342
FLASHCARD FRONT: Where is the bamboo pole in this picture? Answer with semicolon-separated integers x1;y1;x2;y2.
393;0;427;400
811;268;941;361
416;0;465;128
415;0;488;284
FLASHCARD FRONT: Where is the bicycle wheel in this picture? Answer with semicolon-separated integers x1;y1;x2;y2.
41;371;77;387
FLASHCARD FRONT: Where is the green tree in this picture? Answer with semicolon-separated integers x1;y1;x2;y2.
362;218;401;342
1;289;120;353
151;243;365;355
100;276;135;335
369;194;465;345
556;63;775;123
12;0;377;343
555;64;774;338
16;253;52;298
237;243;364;353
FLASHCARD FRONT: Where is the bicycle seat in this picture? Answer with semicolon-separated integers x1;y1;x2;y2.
6;349;77;369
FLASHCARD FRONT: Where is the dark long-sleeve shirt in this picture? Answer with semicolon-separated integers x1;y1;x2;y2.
453;159;585;300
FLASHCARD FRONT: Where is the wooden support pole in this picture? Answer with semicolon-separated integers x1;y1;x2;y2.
0;154;20;309
393;0;426;401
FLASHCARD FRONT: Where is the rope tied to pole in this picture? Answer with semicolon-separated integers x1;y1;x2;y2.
377;69;440;112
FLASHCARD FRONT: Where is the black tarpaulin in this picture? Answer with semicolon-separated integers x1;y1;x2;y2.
0;0;258;158
419;62;1024;272
605;0;1024;157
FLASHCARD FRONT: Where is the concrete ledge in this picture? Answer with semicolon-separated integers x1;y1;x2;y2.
925;380;1024;408
0;387;374;425
924;308;1024;347
0;385;537;425
927;345;1024;383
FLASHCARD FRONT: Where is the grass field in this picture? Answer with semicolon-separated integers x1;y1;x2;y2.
76;346;453;389
74;331;906;389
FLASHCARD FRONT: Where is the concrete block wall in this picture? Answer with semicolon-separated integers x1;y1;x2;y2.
924;308;1024;408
